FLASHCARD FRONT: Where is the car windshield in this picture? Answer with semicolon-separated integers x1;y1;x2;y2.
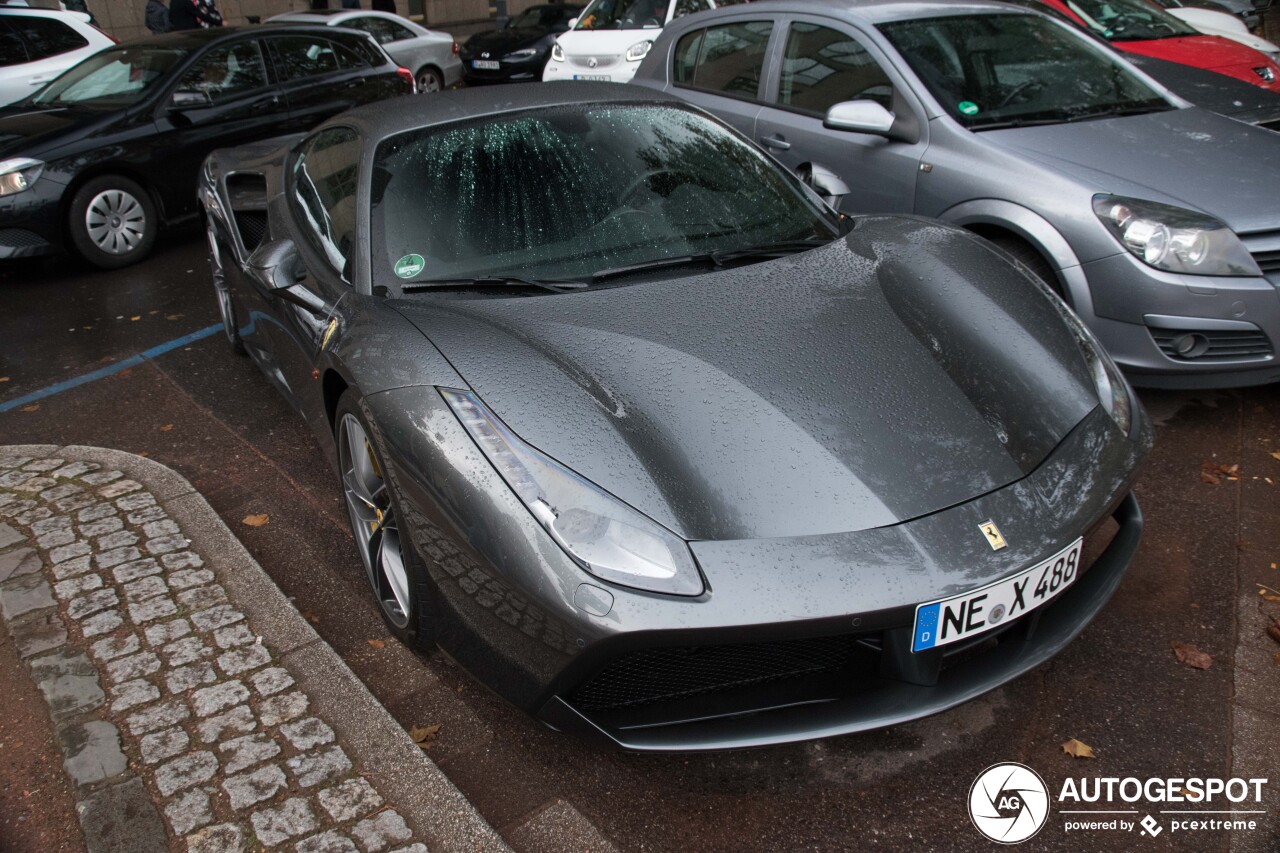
879;13;1172;130
510;5;576;28
370;103;839;286
1062;0;1199;40
31;44;189;108
574;0;666;30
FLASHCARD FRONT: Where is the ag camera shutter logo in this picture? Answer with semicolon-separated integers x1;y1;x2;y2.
969;763;1051;844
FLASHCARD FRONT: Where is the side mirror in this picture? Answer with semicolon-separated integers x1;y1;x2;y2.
824;100;895;137
567;16;578;26
170;89;212;108
802;163;851;208
246;237;329;315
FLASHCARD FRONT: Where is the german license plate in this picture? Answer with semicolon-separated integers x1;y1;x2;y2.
573;73;611;81
472;60;500;69
912;538;1083;652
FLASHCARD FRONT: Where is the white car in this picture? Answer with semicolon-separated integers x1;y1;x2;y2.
0;7;113;108
543;0;715;84
268;9;461;92
1165;6;1280;60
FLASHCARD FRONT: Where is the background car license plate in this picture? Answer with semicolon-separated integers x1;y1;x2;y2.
472;60;500;70
912;538;1084;653
573;74;611;81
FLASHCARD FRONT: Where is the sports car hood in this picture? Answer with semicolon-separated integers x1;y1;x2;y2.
0;104;117;160
394;217;1100;542
985;107;1280;233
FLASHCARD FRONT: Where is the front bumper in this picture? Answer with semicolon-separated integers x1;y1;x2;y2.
541;58;639;83
1079;250;1280;388
460;54;547;83
0;177;64;259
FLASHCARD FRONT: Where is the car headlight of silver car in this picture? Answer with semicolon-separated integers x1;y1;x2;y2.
0;158;44;197
442;388;704;596
625;40;652;61
551;42;565;61
503;47;539;62
1092;194;1260;277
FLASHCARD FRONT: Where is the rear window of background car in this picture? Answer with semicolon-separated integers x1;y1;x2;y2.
4;14;88;62
0;21;28;67
673;20;772;97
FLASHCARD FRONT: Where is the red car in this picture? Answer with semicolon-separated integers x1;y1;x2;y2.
1036;0;1280;91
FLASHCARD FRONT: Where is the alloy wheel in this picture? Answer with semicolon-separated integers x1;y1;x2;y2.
417;70;442;93
339;414;411;629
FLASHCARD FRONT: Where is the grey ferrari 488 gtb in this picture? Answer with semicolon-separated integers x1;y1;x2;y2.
200;82;1150;751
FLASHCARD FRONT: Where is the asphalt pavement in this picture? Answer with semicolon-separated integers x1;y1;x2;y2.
2;233;1279;852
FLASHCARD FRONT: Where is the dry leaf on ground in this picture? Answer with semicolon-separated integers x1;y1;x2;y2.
1171;641;1213;669
1268;625;1280;645
1062;738;1096;759
367;639;385;649
20;404;37;412
159;424;173;432
242;513;270;527
409;724;442;749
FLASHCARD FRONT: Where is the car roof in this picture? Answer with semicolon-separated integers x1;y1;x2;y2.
0;5;91;20
102;23;364;48
327;81;682;139
271;10;405;22
696;0;1041;24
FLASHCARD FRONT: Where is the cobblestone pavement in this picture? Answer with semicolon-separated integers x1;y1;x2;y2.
0;447;506;853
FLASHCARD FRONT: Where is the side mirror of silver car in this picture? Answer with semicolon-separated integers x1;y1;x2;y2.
824;100;896;137
247;238;329;314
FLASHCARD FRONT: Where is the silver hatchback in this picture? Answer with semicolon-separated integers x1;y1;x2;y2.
633;0;1280;388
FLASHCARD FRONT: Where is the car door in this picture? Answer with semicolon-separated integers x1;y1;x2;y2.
267;34;384;133
261;125;360;429
753;16;928;214
667;18;778;139
148;38;286;220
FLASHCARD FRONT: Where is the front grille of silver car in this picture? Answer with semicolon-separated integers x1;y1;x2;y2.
1150;328;1274;361
1251;247;1280;274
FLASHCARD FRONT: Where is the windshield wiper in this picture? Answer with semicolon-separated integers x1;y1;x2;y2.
968;117;1073;131
1066;104;1172;122
590;238;830;282
402;276;588;294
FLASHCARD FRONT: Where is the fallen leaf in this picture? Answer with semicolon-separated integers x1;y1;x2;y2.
1266;596;1280;603
1268;625;1280;645
1062;738;1096;759
1200;470;1220;485
130;315;141;321
159;424;173;432
408;724;442;749
0;376;8;382
20;404;38;412
138;451;150;458
242;514;270;527
149;310;159;315
1271;452;1280;462
1171;641;1213;670
367;639;385;649
165;314;182;321
302;610;320;624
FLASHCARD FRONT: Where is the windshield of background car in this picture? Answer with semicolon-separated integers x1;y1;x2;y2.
574;0;667;30
32;44;189;107
1063;0;1199;39
370;104;839;285
879;13;1171;129
512;5;577;28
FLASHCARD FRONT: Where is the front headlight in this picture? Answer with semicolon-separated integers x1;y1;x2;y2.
503;47;539;62
442;389;704;596
551;42;565;61
0;158;44;197
625;40;652;61
1092;194;1260;277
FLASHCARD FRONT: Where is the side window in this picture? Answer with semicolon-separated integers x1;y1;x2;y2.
8;15;87;61
347;16;391;43
673;29;701;84
0;22;28;68
778;22;894;114
175;42;268;103
291;127;361;278
679;20;772;98
271;36;343;81
332;41;368;70
383;20;416;42
672;0;711;20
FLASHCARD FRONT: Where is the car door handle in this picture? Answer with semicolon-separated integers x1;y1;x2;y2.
760;134;791;150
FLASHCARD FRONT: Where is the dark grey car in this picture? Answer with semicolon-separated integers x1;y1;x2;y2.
200;83;1149;750
633;0;1280;388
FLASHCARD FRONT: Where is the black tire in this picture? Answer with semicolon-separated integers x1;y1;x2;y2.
334;390;434;649
67;175;158;269
988;235;1065;300
416;66;444;93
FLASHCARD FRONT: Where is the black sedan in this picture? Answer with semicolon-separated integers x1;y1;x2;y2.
0;25;412;268
201;83;1150;750
459;3;581;84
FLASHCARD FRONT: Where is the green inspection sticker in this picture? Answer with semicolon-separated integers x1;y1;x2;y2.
394;254;425;279
958;101;979;116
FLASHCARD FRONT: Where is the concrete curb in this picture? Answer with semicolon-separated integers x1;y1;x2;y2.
0;444;510;853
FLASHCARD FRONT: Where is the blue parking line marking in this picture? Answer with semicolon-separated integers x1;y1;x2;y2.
0;323;222;413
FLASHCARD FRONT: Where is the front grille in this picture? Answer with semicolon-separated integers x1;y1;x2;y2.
0;228;47;248
234;211;268;251
569;55;618;68
1252;247;1280;273
572;634;862;711
1151;327;1273;361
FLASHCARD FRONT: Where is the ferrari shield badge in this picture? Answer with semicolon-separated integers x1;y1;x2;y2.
979;520;1007;551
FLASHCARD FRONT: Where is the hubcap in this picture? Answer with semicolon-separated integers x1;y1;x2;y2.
339;414;411;629
85;189;146;255
418;72;441;92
